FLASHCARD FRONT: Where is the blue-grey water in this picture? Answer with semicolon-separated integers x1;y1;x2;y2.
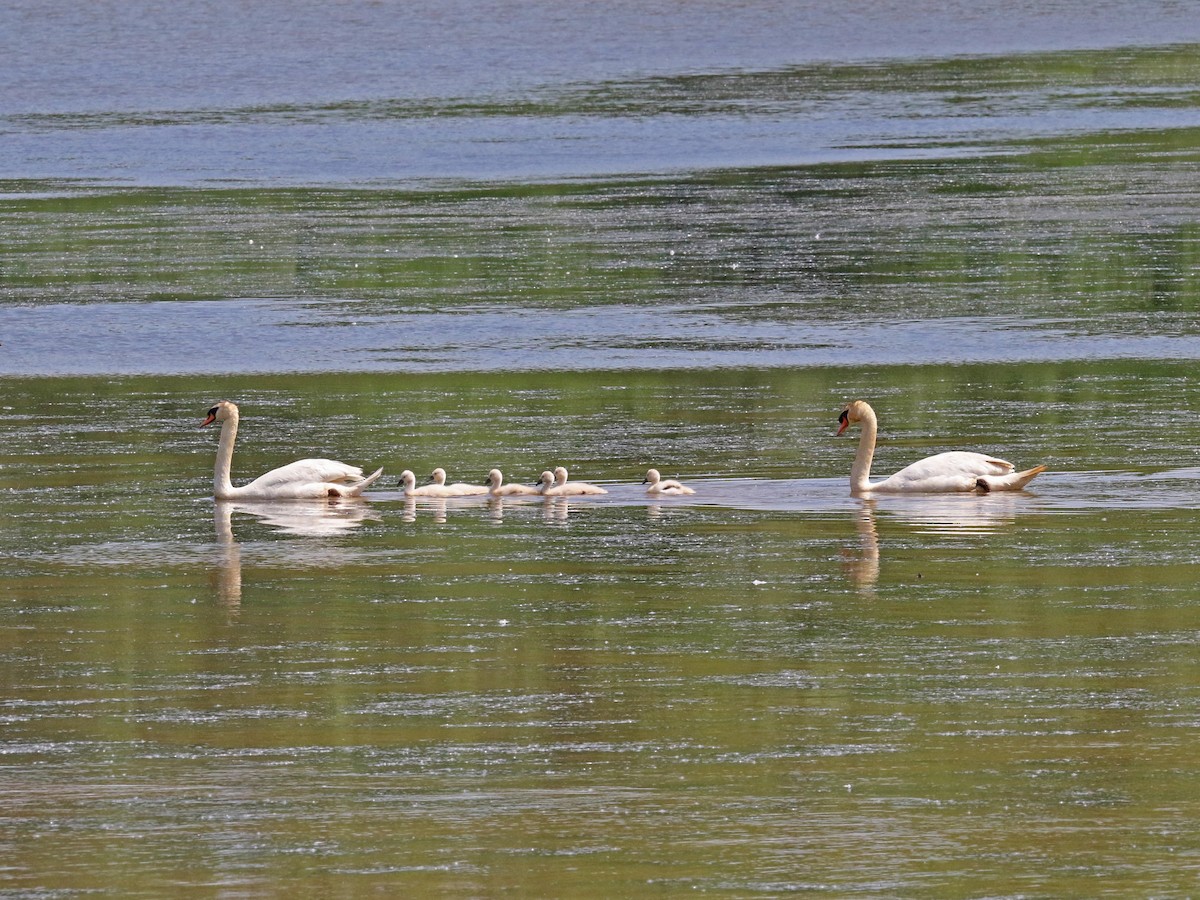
5;4;1200;377
5;2;1200;896
7;1;1198;186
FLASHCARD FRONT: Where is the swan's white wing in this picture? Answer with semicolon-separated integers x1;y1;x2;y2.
873;451;1014;493
243;458;366;491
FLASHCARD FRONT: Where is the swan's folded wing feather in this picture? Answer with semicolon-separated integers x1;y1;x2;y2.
902;451;1013;478
979;456;1016;473
877;451;1016;492
247;458;367;490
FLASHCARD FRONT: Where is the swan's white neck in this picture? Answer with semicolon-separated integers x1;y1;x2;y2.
213;412;239;499
850;405;878;495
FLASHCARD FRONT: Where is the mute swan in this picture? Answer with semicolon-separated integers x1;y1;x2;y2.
837;399;1046;495
200;401;383;501
536;470;557;494
543;465;608;496
428;467;489;496
643;468;696;495
486;468;540;496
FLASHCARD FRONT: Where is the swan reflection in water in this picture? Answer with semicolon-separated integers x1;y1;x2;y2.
479;494;577;524
484;495;545;524
844;493;1031;593
212;502;243;611
877;491;1026;536
842;501;880;593
396;493;575;525
216;498;381;537
542;496;577;524
400;495;496;523
212;499;381;609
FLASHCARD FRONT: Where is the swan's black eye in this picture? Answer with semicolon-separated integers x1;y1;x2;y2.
838;410;849;425
207;406;219;417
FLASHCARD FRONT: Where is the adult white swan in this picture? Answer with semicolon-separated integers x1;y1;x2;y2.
643;468;696;495
200;400;383;500
486;468;541;496
837;399;1046;495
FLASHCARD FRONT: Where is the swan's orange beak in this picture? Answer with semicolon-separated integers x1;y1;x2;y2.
836;411;850;436
199;413;217;428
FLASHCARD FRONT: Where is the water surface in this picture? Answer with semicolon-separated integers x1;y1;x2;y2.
4;1;1200;896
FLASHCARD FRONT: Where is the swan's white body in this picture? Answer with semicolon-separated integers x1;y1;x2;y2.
543;465;607;496
643;468;695;495
428;467;489;496
486;468;540;496
838;400;1046;495
201;401;382;501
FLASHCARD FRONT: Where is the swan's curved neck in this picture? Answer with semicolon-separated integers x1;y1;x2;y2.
214;413;239;499
851;406;878;495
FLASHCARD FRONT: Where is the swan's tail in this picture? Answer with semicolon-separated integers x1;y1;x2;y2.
976;464;1047;493
358;467;385;490
334;466;384;497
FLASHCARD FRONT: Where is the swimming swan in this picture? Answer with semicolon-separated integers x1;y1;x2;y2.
837;399;1046;495
200;400;383;501
486;468;541;496
643;468;696;495
428;467;489;496
543;465;608;496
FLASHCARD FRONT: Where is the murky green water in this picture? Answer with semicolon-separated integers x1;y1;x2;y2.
6;2;1200;895
5;365;1200;894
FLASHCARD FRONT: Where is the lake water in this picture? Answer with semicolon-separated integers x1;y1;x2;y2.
4;1;1200;895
